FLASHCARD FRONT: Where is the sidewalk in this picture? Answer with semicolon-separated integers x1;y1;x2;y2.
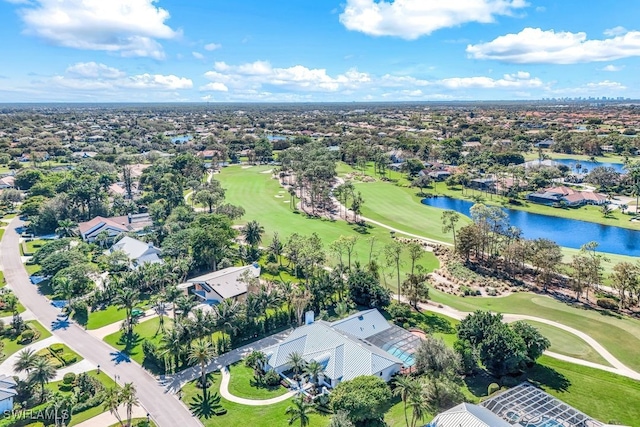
73;404;148;427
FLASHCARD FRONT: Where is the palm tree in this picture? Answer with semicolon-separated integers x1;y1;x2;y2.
245;350;268;378
286;352;306;381
393;376;421;427
121;382;139;427
14;348;38;375
161;327;184;373
408;386;429;427
115;288;140;335
285;395;314;427
175;294;196;319
55;219;77;238
53;276;75;313
102;387;124;427
188;339;217;399
95;230;110;249
243;220;265;247
29;357;57;402
213;299;241;339
303;360;325;388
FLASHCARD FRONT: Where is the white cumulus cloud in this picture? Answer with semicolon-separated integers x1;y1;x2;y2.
204;42;222;51
467;27;640;64
339;0;528;39
14;0;179;59
203;61;371;92
52;62;192;91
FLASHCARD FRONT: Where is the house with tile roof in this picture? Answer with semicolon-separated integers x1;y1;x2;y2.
78;213;153;243
527;186;607;207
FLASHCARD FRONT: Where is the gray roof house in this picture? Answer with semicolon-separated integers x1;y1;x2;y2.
0;375;17;413
263;317;403;388
179;264;260;304
109;236;162;269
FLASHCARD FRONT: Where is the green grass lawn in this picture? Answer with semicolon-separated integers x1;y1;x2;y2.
531;356;640;426
226;363;288;399
25;263;41;275
523;151;632;164
2;321;52;360
523;320;610;366
429;288;640;372
87;305;127;330
103;317;169;365
46;343;83;367
108;419;156;427
24;239;46;255
0;272;5;288
181;372;329;427
217;165;439;279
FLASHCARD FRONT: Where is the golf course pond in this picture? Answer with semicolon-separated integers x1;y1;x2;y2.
421;196;640;256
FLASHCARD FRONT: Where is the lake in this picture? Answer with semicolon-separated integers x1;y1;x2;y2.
553;158;626;174
421;196;640;256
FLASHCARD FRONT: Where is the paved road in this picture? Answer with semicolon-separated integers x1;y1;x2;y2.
0;218;202;427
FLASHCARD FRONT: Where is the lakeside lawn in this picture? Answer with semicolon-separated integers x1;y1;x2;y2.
523;151;633;165
226;362;289;400
103;317;169;366
181;372;329;427
2;321;52;360
337;162;638;275
522;320;610;366
217;165;440;277
429;288;640;373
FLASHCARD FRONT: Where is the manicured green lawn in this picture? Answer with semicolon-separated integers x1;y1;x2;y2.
226;363;288;399
87;305;127;330
0;271;5;288
217;166;439;278
429;289;640;372
2;321;52;360
181;372;329;427
25;263;42;275
523;320;610;366
25;239;46;255
531;356;640;426
103;317;169;365
44;343;84;367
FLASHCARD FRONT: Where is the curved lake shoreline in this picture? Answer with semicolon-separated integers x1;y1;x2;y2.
421;196;640;257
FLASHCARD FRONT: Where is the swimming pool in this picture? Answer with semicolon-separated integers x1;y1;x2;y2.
386;345;415;366
525;418;565;427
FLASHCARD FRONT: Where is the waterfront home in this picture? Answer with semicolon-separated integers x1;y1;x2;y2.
526;186;607;207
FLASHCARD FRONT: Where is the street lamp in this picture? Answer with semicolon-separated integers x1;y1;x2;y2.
147;413;150;425
97;364;101;374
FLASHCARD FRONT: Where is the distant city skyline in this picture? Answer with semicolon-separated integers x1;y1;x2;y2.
0;1;639;102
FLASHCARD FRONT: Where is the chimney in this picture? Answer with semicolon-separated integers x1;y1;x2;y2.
127;213;132;224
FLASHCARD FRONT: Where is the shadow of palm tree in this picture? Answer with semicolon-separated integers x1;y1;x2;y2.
116;332;142;354
189;392;223;419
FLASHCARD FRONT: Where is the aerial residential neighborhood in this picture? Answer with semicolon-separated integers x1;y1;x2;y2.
0;1;639;427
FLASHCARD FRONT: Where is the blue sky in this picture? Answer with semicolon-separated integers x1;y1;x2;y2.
0;0;639;102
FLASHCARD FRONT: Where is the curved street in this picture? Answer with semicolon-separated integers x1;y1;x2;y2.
0;218;202;427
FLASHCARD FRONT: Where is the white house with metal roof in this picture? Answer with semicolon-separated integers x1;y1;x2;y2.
179;264;260;304
263;316;403;388
0;375;17;413
330;308;392;339
109;236;162;269
427;402;514;427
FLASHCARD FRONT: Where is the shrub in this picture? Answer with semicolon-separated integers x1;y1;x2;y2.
19;330;35;343
36;348;51;358
48;357;64;369
58;384;74;392
60;353;77;365
214;408;227;416
597;298;618;310
263;262;280;276
24;423;45;427
50;343;65;354
488;383;500;395
263;369;280;387
63;372;76;385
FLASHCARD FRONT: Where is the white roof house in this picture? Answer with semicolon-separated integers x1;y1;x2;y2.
427;403;514;427
181;264;260;303
109;236;162;269
263;316;403;388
